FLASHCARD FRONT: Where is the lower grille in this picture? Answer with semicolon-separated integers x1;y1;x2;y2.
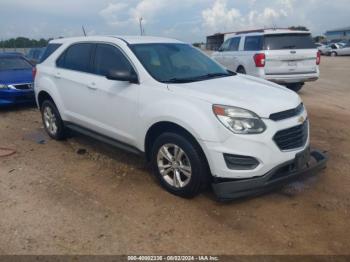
273;121;308;151
13;83;33;90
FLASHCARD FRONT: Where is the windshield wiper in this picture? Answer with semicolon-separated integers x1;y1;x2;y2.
163;77;198;83
164;72;234;83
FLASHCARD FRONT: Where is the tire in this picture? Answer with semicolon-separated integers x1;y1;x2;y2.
41;100;66;140
237;66;246;74
151;132;209;198
286;83;304;93
331;52;337;57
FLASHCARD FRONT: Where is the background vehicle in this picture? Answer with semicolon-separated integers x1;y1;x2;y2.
0;53;35;107
316;43;330;55
211;29;320;92
35;36;326;200
328;43;350;56
25;47;45;64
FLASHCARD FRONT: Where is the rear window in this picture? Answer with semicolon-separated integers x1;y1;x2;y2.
40;44;62;63
0;57;32;71
264;34;316;50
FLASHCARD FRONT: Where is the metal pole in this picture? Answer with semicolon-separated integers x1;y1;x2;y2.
139;18;143;36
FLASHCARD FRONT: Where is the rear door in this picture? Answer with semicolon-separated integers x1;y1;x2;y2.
55;42;96;125
263;33;318;75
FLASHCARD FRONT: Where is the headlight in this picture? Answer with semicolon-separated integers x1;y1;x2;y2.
213;105;266;134
0;84;9;89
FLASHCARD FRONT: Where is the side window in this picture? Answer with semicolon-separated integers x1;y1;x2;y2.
228;37;241;51
220;39;231;52
244;36;263;51
93;44;133;76
57;43;94;73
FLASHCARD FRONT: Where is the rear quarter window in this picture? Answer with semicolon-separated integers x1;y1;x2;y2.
264;34;316;50
244;36;263;51
40;44;62;63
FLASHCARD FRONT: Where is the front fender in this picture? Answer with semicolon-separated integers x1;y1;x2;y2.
137;97;225;150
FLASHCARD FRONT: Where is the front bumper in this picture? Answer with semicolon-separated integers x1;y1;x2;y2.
0;89;35;106
212;149;327;200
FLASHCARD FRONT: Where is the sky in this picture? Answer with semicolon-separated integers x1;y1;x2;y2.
0;0;349;42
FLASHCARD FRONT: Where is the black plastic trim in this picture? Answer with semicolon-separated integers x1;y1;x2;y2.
269;103;304;121
64;122;144;156
212;149;328;201
223;154;259;170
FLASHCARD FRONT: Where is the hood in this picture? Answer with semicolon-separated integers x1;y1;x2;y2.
0;69;33;85
167;74;301;118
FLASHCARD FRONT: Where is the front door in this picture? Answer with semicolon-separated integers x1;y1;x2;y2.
84;43;140;146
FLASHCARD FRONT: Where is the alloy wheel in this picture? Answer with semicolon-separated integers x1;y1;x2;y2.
157;143;192;188
43;106;58;136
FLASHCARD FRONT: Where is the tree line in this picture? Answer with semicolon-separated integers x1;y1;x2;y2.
0;37;52;48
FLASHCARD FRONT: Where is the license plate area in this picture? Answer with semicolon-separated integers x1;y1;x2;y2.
288;61;298;67
295;147;311;170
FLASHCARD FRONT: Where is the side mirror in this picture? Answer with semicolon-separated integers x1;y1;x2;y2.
106;69;139;84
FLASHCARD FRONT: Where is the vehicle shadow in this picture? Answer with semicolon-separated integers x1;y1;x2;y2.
0;103;36;113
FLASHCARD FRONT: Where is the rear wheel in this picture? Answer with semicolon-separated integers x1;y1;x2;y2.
41;100;66;140
237;66;246;74
151;132;209;198
286;83;304;93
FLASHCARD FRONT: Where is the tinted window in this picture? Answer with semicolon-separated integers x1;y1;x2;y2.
228;37;241;51
40;44;62;63
244;36;263;51
57;43;93;73
220;39;230;51
0;57;32;71
93;44;133;76
264;34;316;50
131;43;232;83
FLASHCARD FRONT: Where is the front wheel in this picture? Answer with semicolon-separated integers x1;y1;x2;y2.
151;132;209;198
286;83;304;93
237;66;246;74
331;52;338;57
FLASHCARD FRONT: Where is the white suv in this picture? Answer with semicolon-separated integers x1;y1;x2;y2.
34;36;327;200
212;29;321;92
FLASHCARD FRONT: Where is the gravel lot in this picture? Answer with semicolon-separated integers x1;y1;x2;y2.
0;56;349;255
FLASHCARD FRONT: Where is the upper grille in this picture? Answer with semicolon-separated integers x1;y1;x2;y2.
269;103;304;121
273;120;308;151
12;83;33;90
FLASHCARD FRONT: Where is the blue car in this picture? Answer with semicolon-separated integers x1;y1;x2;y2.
0;53;35;107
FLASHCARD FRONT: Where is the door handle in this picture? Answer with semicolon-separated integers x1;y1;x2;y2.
87;82;97;90
54;72;61;79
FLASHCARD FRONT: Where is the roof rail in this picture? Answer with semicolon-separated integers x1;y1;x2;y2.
223;28;291;35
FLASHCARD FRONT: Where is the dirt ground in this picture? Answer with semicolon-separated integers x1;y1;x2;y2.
0;57;349;255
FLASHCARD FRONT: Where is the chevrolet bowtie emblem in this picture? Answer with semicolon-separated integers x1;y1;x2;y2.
298;116;305;124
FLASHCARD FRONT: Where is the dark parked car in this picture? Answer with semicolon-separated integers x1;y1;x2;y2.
25;47;45;64
0;53;35;107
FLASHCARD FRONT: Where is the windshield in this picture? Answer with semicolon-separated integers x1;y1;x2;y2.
264;34;316;50
0;57;32;71
130;43;234;83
